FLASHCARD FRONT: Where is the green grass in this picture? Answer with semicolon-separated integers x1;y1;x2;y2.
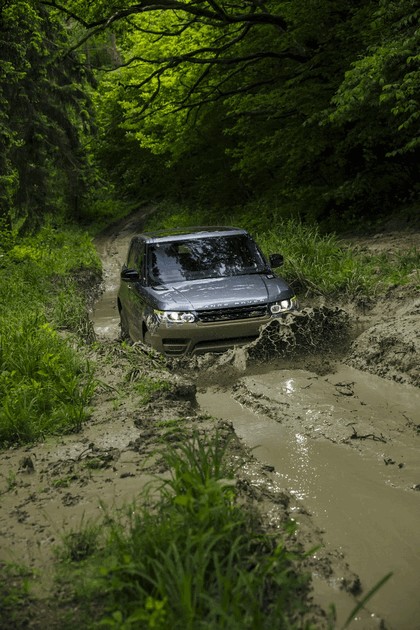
0;315;95;445
0;221;100;447
254;222;366;295
0;563;32;626
57;432;314;629
144;201;419;296
4;220;100;275
56;519;102;563
133;379;171;404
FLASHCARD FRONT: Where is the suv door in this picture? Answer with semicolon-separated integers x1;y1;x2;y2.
120;239;148;341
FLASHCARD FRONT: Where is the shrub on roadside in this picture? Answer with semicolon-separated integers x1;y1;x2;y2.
62;432;313;629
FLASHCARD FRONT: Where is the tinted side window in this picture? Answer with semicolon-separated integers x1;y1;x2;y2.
127;241;145;278
127;241;138;268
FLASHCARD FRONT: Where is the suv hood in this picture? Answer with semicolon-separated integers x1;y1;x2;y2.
150;274;293;311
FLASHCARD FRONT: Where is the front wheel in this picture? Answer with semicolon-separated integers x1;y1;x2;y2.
144;329;152;347
119;308;130;341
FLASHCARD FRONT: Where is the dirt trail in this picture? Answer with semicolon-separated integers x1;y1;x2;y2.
1;213;419;629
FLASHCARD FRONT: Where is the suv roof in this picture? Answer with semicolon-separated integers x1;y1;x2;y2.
137;226;247;244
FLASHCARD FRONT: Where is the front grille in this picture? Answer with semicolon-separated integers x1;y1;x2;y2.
196;304;268;323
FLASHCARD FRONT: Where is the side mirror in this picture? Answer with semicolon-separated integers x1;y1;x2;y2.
269;253;284;268
121;267;140;282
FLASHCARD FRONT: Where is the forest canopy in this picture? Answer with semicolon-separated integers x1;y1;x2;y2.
1;0;419;229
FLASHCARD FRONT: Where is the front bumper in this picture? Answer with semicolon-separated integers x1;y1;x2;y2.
147;315;278;356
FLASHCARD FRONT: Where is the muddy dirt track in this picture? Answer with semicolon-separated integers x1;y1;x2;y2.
0;212;419;629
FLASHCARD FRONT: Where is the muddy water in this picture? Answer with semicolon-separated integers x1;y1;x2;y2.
92;227;132;339
198;372;420;630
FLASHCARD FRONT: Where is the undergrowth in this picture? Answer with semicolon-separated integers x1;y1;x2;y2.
0;220;100;447
57;432;315;629
132;377;171;404
0;562;32;627
144;201;419;296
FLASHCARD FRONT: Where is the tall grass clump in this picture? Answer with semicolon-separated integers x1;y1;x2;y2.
87;432;312;629
0;315;95;445
253;222;367;295
254;223;419;295
0;220;100;447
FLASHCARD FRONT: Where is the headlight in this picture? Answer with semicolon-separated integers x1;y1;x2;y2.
154;310;196;323
270;296;298;315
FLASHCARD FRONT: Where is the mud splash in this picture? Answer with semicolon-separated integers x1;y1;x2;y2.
168;306;350;386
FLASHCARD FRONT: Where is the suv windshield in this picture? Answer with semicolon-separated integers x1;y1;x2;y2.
147;234;267;285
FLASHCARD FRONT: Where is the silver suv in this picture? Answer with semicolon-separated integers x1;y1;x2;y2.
118;227;297;356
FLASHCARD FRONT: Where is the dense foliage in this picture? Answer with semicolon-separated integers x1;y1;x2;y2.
1;2;419;227
0;222;99;445
0;0;96;230
35;0;419;225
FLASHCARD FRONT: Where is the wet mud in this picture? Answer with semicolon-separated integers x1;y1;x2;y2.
1;212;419;629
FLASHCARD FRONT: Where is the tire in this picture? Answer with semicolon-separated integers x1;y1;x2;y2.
119;308;130;341
144;329;152;347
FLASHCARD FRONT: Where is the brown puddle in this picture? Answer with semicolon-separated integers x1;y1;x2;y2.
197;369;420;630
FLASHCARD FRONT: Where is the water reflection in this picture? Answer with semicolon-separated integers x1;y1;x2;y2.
284;378;295;394
290;432;314;500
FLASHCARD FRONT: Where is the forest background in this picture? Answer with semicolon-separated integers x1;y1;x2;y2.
1;0;419;234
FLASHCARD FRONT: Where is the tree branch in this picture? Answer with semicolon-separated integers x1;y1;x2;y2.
138;76;277;121
114;48;305;74
125;16;198;38
41;0;288;31
124;53;280;123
